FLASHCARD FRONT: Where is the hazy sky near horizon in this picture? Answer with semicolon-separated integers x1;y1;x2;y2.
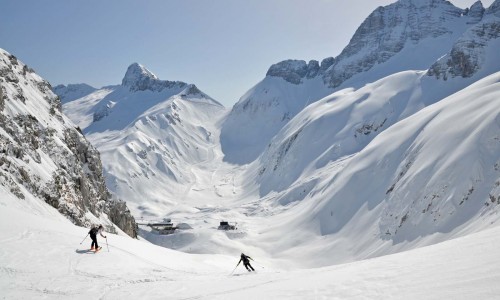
0;0;494;106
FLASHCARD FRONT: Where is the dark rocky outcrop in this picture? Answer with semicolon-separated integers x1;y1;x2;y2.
428;4;500;79
0;48;137;238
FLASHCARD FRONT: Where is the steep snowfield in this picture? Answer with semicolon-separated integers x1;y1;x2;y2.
220;75;330;164
62;86;117;130
1;196;500;299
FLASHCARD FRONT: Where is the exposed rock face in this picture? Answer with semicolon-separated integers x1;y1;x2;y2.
487;0;500;17
266;0;466;87
266;60;321;84
324;0;462;87
428;4;500;79
466;1;486;24
93;102;111;122
264;0;500;88
0;48;137;237
122;63;187;92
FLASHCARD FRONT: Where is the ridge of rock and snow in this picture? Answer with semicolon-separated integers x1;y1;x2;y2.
0;49;137;237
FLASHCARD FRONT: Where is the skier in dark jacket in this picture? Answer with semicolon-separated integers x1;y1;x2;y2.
238;253;255;271
89;225;106;251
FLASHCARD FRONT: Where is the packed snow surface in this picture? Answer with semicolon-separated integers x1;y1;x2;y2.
1;199;500;299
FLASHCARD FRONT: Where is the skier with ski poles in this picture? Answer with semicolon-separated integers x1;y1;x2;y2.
89;224;106;252
237;253;255;272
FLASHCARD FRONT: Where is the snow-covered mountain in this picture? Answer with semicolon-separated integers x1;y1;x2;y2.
221;0;499;164
0;49;136;237
60;63;227;218
249;70;499;266
53;83;97;104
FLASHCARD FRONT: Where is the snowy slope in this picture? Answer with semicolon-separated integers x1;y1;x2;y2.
1;196;500;299
220;74;330;164
247;71;500;267
220;0;497;164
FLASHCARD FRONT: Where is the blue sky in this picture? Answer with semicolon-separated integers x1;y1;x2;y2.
0;0;493;106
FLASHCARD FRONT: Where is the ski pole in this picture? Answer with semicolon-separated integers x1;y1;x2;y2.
229;262;240;275
80;233;89;245
106;237;109;252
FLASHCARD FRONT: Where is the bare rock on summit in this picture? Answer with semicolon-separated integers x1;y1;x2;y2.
121;62;186;92
266;60;321;84
428;4;500;79
322;0;464;88
466;1;486;24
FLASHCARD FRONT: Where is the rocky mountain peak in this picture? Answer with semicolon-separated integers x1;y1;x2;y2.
264;0;465;88
266;59;322;84
487;0;500;16
121;63;186;92
466;1;485;24
122;63;157;89
326;0;464;86
427;0;499;80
